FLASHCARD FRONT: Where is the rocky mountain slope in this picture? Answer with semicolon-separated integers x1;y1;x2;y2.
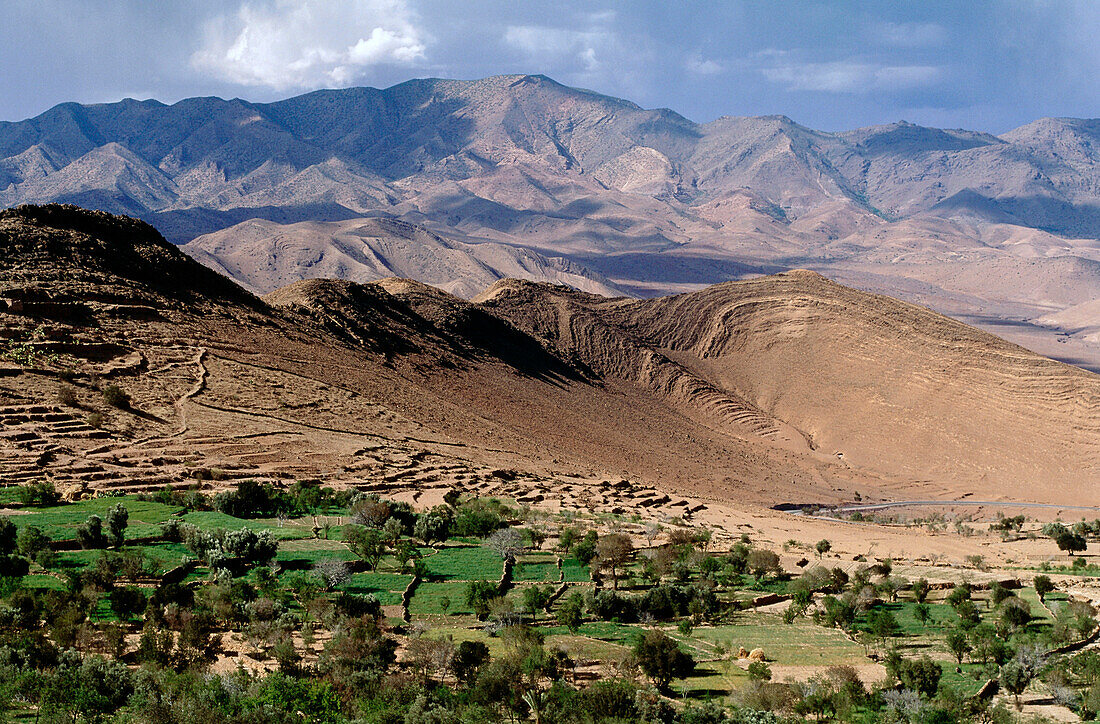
1;205;1096;505
3;76;1100;366
184;216;624;298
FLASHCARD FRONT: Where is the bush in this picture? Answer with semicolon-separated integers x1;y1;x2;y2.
57;385;79;407
573;531;599;565
77;514;109;549
86;411;105;428
633;628;694;690
213;479;286;518
109;586;146;620
0;518;15;554
453;499;506;537
19;480;60;507
105;503;128;547
102;384;131;409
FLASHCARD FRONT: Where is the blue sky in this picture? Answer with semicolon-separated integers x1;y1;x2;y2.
3;0;1099;132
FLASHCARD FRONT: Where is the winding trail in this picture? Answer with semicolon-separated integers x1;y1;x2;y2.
829;500;1100;513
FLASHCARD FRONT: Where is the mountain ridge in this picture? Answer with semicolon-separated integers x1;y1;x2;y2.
4;75;1100;368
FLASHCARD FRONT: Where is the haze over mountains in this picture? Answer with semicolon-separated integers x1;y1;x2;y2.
3;75;1100;368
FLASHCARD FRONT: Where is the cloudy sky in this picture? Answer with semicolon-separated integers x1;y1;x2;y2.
3;0;1099;133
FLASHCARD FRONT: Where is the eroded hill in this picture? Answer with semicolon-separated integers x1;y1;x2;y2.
0;206;1097;510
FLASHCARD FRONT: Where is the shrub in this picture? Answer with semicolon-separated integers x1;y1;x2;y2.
633;628;694;690
86;411;105;428
453;499;506;537
57;385;79;407
102;384;130;409
19;480;60;507
0;518;15;554
109;586;146;620
77;514;109;549
105;503;128;547
747;660;772;682
213;479;286;518
573;531;599;565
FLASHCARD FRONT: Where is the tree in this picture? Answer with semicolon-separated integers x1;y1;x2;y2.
1057;532;1087;554
1034;575;1055;602
867;609;901;646
913;603;931;627
17;525;50;560
414;505;453;545
819;595;856;631
522;585;553;622
486;527;524;560
595;533;634;590
1001;597;1032;630
394;540;420;574
466;580;498;620
350;497;391;528
558;527;579;553
1001;661;1033;708
895;656;942;698
955;599;981;630
76;514;108;549
452;640;490;685
912;578;930;604
105;503;128;548
344;525;386;570
314;560;352;591
526;526;548;550
633;629;694;690
573;531;599;565
19;480;60;507
747;549;782;580
946;585;972;608
946;629;971;665
0;518;17;554
815;539;832;559
556;592;584;632
109;586;146;621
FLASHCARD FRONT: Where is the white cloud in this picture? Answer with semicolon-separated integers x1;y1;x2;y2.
685;52;723;75
762;60;942;93
191;0;426;90
503;25;611;71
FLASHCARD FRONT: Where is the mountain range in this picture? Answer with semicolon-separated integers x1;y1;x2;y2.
3;75;1100;368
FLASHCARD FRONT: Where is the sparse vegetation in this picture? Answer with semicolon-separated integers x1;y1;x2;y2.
101;383;130;409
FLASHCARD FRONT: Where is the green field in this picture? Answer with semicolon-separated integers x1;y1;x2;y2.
684;615;872;667
46;542;193;575
409;581;476;616
180;511;313;540
5;496;182;541
276;538;360;568
421;545;503;581
512;559;560;583
346;572;412;606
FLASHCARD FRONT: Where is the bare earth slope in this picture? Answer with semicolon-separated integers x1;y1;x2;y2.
2;206;1098;508
184;216;626;298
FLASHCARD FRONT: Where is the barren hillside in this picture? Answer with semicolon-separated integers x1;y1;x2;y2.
1;205;1096;509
